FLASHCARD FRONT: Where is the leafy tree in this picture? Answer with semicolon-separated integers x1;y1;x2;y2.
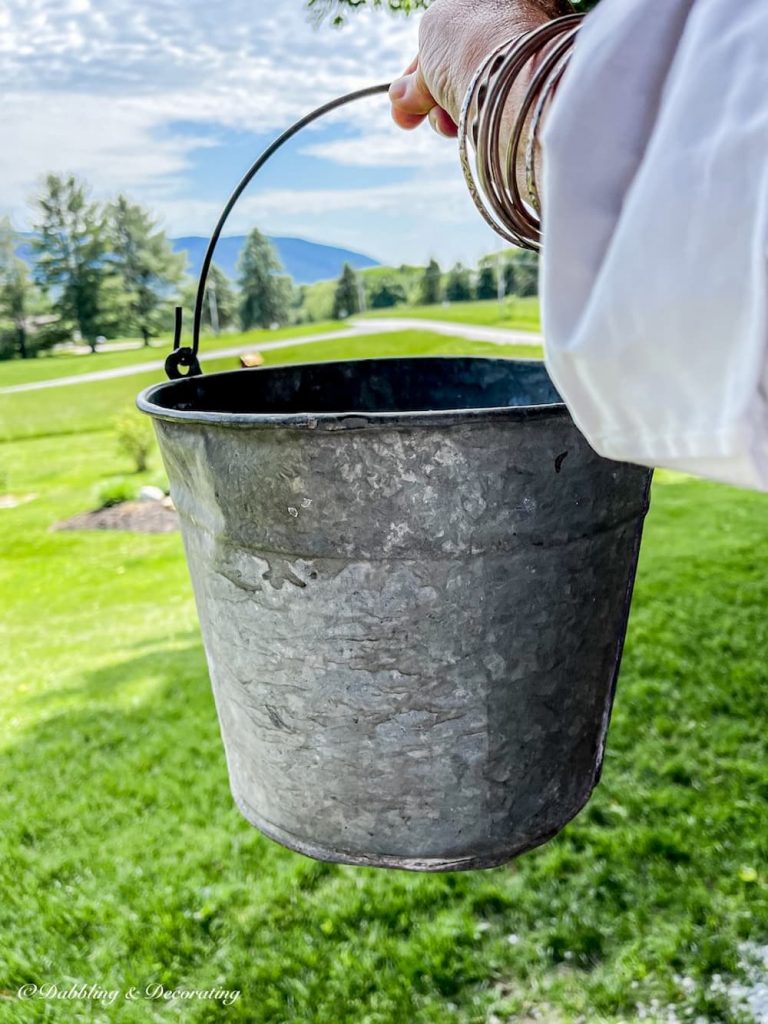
0;263;36;360
476;264;498;300
513;253;539;297
238;228;292;329
0;219;44;359
291;284;315;323
503;261;517;297
182;264;238;334
444;262;473;303
32;174;125;351
307;0;428;24
493;250;540;297
108;196;184;346
419;258;442;305
205;264;238;332
369;277;407;309
307;0;585;23
332;263;361;319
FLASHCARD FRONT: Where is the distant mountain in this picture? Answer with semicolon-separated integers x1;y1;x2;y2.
172;235;379;285
15;233;380;286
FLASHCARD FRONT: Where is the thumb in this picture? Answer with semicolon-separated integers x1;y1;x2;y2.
389;61;437;129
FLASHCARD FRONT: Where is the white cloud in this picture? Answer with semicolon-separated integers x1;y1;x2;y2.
0;0;506;265
301;100;457;169
1;1;416;215
157;177;470;229
0;92;210;213
155;178;503;268
0;0;416;106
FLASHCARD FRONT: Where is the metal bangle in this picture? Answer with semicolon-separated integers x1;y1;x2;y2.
525;53;570;214
459;29;547;247
458;13;583;252
483;19;579;246
506;28;579;220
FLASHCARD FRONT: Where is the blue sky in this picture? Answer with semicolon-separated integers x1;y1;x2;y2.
0;0;506;267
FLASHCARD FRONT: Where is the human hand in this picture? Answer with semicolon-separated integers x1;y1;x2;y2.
389;0;562;138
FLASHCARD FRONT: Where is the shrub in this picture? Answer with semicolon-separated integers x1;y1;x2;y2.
97;477;138;509
114;411;154;473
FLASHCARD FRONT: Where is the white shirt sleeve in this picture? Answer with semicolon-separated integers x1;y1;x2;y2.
539;0;768;491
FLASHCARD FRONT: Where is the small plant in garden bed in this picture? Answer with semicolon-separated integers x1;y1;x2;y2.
114;410;155;473
55;473;177;533
97;476;138;509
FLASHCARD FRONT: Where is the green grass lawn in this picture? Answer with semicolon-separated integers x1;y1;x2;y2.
0;300;541;392
0;333;766;1024
0;331;541;442
0;322;346;390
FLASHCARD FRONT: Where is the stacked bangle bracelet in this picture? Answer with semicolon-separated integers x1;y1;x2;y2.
458;13;584;251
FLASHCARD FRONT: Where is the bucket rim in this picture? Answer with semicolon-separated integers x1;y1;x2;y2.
136;354;568;430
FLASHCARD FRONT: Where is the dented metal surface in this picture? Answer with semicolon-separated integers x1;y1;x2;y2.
138;356;651;871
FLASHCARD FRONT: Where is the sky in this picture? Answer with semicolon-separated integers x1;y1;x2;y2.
0;0;506;268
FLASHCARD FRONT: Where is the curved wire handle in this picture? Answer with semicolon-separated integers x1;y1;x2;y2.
166;82;391;380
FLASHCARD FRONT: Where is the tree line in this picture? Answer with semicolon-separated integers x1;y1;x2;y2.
326;251;538;319
0;172;540;360
0;174;293;359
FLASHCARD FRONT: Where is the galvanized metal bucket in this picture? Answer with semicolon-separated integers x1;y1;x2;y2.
136;85;651;870
138;355;650;870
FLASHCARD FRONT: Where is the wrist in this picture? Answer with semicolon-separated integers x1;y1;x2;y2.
454;9;553;106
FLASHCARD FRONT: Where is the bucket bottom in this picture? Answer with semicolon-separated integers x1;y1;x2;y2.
232;791;578;873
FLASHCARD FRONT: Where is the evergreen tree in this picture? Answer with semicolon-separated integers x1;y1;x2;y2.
476;264;498;300
444;262;473;303
0;219;43;359
419;258;442;305
108;195;184;346
369;277;407;309
332;263;361;319
182;264;238;334
32;174;124;351
238;229;291;329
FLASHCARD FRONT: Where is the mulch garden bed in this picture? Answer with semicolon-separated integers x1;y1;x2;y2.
54;500;178;534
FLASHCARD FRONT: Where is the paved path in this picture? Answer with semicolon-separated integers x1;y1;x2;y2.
0;318;543;395
361;316;542;348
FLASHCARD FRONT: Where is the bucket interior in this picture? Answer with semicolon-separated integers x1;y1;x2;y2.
144;357;561;418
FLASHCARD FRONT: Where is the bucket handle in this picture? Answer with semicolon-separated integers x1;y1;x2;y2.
165;83;391;380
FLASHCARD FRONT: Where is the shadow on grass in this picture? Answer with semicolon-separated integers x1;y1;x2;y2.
14;633;204;709
0;637;503;1022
